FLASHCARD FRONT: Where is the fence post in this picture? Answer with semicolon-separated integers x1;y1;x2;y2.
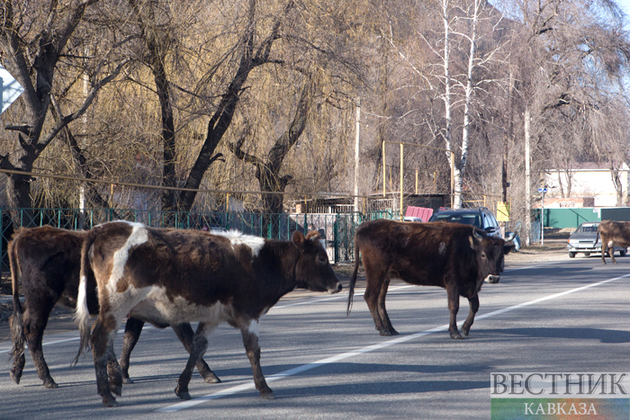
333;214;339;264
0;208;3;274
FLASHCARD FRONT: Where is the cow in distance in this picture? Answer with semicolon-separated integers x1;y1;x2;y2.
597;220;630;264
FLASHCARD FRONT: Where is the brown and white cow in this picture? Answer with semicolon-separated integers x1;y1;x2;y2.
75;221;342;407
346;219;510;339
597;220;630;264
8;226;218;389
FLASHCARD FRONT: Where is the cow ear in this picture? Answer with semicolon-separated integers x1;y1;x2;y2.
292;230;306;249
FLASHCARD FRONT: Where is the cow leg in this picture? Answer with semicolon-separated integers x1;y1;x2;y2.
91;317;119;407
106;339;123;397
240;319;274;399
171;323;221;384
9;348;25;386
601;241;608;264
363;268;392;336
610;242;619;264
446;284;462;339
376;277;398;336
120;317;144;384
23;299;59;388
175;326;210;400
461;295;480;337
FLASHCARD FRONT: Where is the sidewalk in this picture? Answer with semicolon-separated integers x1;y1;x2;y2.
505;238;568;265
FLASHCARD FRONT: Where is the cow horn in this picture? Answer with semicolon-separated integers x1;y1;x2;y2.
473;228;483;240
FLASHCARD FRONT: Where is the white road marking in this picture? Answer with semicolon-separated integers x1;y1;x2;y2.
156;271;630;413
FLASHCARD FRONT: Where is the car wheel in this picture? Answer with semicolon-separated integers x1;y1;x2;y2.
569;252;576;258
620;250;627;257
584;253;590;257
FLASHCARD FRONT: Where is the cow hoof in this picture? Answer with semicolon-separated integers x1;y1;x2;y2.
9;369;22;385
110;384;122;396
378;329;399;336
261;390;275;400
462;329;470;337
450;332;463;339
102;398;119;407
202;372;221;384
122;377;134;385
44;380;59;389
175;386;192;400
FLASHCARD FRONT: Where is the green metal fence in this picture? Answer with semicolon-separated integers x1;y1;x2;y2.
535;208;601;229
0;207;399;275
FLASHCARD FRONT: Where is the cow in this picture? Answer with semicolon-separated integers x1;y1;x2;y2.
8;226;218;389
75;221;342;407
597;220;630;264
346;219;510;339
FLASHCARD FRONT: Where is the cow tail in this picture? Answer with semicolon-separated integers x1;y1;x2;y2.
595;224;600;247
347;242;361;315
8;235;25;370
73;230;95;365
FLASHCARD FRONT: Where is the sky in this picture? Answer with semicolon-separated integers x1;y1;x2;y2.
619;0;630;28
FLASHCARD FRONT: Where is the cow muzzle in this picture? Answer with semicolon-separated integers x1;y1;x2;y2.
484;274;500;284
328;282;343;294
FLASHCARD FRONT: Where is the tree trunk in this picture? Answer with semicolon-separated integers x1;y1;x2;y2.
231;77;314;237
178;0;291;212
440;0;458;208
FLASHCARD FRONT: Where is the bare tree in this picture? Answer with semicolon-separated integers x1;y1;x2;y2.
175;0;294;212
230;76;314;231
507;0;630;209
0;0;129;211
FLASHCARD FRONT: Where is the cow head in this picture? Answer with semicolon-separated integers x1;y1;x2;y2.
292;231;342;294
469;229;505;287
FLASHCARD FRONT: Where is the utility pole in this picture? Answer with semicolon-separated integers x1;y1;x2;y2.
354;99;360;213
540;187;546;246
525;105;531;246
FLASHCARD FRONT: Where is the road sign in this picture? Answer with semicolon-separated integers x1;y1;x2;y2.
538;187;548;193
0;64;24;114
497;201;510;222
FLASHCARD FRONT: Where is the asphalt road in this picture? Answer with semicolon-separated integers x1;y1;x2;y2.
0;254;628;419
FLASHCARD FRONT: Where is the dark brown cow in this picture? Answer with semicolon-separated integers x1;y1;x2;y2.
8;226;218;389
598;220;630;264
346;219;510;339
75;221;342;407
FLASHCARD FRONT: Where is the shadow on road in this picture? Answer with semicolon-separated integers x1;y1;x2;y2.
474;327;630;344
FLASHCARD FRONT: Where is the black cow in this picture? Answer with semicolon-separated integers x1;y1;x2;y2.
8;226;218;388
75;221;342;406
347;219;510;338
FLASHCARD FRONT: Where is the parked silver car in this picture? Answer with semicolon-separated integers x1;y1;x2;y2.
567;221;627;258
